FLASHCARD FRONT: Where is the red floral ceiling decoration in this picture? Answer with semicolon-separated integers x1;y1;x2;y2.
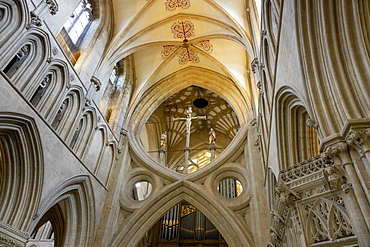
165;0;191;11
161;21;214;64
171;20;195;41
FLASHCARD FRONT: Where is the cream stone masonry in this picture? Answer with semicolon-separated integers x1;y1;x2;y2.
0;0;369;247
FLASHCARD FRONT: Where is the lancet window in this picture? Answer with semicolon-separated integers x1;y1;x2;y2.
30;75;50;106
3;44;30;77
63;0;93;45
51;98;69;129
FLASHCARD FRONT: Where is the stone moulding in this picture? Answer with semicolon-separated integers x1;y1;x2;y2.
0;221;29;247
279;155;328;183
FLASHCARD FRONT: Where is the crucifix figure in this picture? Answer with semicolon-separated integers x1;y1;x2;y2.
173;107;206;174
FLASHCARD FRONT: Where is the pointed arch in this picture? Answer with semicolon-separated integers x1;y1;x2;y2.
0;112;43;238
95;140;116;186
25;60;70;121
52;85;84;140
1;28;51;85
83;124;108;172
110;181;255;247
128;67;251;135
31;175;95;247
69;107;97;157
275;86;320;169
305;197;356;245
0;0;27;47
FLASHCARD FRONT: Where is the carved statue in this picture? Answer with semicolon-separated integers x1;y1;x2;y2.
160;131;167;148
209;128;216;144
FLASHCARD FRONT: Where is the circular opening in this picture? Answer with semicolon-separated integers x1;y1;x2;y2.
132;181;152;201
193;98;208;108
218;178;243;198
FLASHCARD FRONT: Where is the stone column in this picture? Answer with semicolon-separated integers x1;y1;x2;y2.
333;142;370;230
209;142;216;160
341;183;370;246
159;146;166;166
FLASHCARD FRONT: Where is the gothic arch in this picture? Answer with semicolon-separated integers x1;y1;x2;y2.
83;124;108;172
95;140;116;186
0;112;43;234
305;197;356;245
31;175;96;247
263;0;277;44
296;0;370;139
1;29;51;85
24;60;69;121
69;107;97;157
127;67;251;135
0;0;27;47
276;87;320;169
52;85;84;140
111;182;255;247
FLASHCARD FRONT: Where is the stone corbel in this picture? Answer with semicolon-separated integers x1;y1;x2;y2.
90;76;101;92
306;118;319;129
45;0;58;15
26;11;42;29
330;142;352;165
341;182;353;194
346;129;370;155
324;164;343;190
275;183;300;205
251;58;259;74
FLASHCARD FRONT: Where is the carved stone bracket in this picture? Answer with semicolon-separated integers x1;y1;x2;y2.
324;164;343;190
27;11;42;29
45;0;58;15
341;183;353;193
346;129;370;155
275;183;300;205
90;76;101;92
251;57;259;74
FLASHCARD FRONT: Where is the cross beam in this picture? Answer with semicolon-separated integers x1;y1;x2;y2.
173;107;206;173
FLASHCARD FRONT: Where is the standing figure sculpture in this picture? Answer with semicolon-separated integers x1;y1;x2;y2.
209;128;216;144
160;131;167;148
185;107;192;133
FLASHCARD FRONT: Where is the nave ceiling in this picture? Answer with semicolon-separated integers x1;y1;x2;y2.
101;0;260;162
105;0;260;105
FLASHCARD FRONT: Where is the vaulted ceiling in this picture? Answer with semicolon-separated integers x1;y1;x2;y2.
104;0;260;169
105;0;260;96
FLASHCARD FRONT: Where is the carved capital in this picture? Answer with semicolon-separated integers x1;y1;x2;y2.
347;129;370;155
306;118;319;129
27;11;42;29
329;142;352;165
120;128;128;137
324;164;342;190
45;0;58;15
90;76;101;92
341;183;353;193
251;58;259;74
275;183;300;205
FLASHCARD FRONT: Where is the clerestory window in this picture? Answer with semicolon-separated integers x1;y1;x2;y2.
109;65;118;85
63;0;93;45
